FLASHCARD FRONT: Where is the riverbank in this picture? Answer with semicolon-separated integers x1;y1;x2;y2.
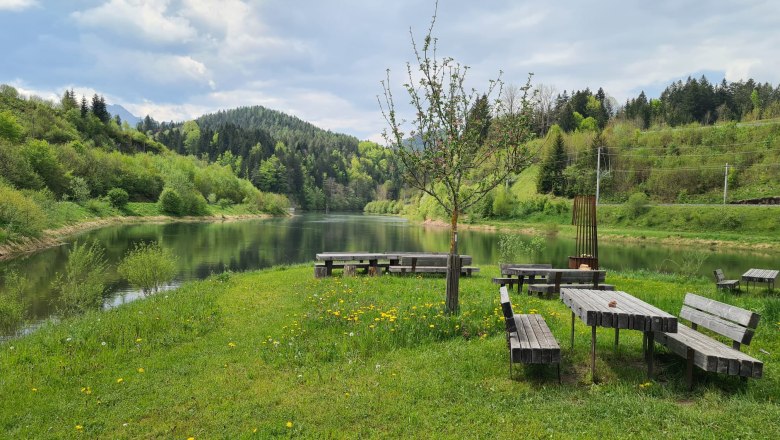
0;202;272;261
1;265;777;437
418;208;780;252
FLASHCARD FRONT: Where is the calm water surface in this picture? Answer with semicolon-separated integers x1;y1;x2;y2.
0;213;776;335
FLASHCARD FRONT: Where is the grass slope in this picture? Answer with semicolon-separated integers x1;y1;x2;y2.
1;266;778;438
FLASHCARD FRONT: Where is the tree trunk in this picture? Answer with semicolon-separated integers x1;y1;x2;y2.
445;209;460;313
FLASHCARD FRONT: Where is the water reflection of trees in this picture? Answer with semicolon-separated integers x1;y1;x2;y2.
1;214;777;325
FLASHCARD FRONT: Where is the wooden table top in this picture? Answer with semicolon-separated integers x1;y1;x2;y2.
560;289;677;333
503;267;605;276
741;268;779;281
315;252;386;261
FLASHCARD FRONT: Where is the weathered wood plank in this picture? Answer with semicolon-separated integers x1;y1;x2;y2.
683;293;760;329
680;305;755;344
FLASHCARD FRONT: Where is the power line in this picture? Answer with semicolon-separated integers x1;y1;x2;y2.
603;146;780;158
606;162;780;173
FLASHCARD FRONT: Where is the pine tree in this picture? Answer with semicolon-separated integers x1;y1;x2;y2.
80;96;89;118
537;128;567;195
91;94;110;123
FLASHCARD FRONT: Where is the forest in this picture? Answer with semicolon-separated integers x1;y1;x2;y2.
140;106;403;211
0;85;287;244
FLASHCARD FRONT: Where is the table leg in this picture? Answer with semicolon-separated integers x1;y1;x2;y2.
325;261;333;276
591;325;597;382
614;328;620;353
570;311;575;351
519;275;525;294
369;259;377;276
646;331;655;379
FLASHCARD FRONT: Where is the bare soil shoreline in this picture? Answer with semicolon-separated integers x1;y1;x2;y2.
0;213;270;261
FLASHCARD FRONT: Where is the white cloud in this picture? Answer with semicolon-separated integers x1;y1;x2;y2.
0;0;36;11
71;0;196;44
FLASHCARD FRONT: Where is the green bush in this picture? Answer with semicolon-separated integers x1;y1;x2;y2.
69;176;91;203
107;188;129;209
52;241;108;315
117;242;178;295
0;185;47;237
158;188;184;215
624;192;650;218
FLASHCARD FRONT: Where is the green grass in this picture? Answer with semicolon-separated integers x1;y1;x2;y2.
1;265;778;438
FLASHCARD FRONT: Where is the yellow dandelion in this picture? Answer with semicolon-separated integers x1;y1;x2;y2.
116;378;124;384
429;324;435;328
286;421;293;428
253;428;258;433
137;368;145;374
228;342;236;347
135;338;142;343
188;437;195;440
75;425;83;431
32;387;38;392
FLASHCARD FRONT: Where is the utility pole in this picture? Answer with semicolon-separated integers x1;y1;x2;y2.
723;163;729;205
595;147;602;205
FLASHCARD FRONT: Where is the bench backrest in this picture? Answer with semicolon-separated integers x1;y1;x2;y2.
500;263;552;275
713;269;726;283
681;293;761;346
499;286;518;334
545;271;606;284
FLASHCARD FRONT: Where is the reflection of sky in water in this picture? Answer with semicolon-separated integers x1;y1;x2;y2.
1;212;777;338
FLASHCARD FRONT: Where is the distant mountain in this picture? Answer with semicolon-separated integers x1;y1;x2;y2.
107;104;141;127
148;105;402;211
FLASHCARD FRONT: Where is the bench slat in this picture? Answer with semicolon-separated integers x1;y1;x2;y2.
680;305;756;345
656;326;763;378
684;293;760;328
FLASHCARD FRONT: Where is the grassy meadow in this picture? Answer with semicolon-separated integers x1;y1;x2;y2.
1;265;778;438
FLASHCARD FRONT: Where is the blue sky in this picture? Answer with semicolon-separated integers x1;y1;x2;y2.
1;0;778;141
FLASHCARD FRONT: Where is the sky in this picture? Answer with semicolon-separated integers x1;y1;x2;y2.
1;0;778;142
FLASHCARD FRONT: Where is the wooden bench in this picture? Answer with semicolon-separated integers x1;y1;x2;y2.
388;266;480;276
499;286;561;382
528;271;614;299
654;293;763;389
389;254;478;276
713;269;740;291
492;263;552;291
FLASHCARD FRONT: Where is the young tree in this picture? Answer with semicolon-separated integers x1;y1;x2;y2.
379;2;534;312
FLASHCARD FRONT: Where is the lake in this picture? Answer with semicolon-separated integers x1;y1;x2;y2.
0;213;776;336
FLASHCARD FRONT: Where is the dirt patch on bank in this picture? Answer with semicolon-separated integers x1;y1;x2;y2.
0;214;270;261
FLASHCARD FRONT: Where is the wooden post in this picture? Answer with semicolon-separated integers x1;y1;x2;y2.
570;311;575;352
614;328;620;353
591;325;597;382
314;266;328;278
646;331;655;379
343;264;356;277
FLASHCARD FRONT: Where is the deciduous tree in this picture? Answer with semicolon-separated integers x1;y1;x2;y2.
379;1;534;312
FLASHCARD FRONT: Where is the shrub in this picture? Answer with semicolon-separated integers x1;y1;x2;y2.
107;188;129;209
52;241;108;315
118;242;178;295
624;192;650;218
158;188;184;215
69;176;91;203
0;185;47;237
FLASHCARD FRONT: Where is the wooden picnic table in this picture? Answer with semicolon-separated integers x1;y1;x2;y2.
560;288;678;382
741;268;779;292
315;252;387;276
503;267;606;292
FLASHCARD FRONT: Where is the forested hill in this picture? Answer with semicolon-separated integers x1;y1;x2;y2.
142;106;402;211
